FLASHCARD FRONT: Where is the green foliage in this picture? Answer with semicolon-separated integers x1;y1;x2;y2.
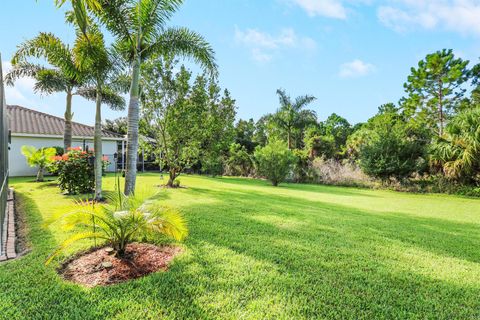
272;89;317;149
52;148;96;195
402;49;469;136
324;113;352;155
21;146;57;182
103;117;128;134
141;57;235;186
304;126;336;159
254;140;295;186
431;107;480;184
359;116;427;183
225;143;254;177
47;187;188;264
234;119;257;152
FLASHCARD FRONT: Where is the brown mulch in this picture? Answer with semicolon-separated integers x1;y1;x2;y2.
59;243;182;287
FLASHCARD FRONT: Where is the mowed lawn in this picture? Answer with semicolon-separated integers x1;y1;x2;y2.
1;174;480;319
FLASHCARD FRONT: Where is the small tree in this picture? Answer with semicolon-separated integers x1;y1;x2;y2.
21;146;56;182
225;143;254;176
254;140;295;186
359;120;427;183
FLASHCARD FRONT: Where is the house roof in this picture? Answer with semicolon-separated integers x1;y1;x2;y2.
7;105;124;139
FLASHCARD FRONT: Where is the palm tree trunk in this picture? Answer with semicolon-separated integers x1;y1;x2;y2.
36;167;44;182
287;130;292;149
64;89;73;151
124;56;141;195
94;85;103;200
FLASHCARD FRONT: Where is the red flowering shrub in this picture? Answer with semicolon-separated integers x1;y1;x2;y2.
50;148;110;195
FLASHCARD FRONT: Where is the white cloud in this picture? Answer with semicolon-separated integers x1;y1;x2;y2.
339;59;375;78
1;61;37;105
292;0;347;19
235;27;317;62
378;0;480;36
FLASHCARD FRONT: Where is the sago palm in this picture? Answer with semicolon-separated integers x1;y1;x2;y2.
79;0;218;195
273;89;317;149
7;33;87;150
46;188;188;264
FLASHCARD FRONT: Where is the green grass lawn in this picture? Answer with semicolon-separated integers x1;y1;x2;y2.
1;174;480;319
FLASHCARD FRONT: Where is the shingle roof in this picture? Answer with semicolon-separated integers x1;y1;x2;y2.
7;105;124;139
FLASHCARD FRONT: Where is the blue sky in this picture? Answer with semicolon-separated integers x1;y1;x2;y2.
1;0;480;126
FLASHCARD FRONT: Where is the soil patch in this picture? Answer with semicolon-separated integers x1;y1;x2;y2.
59;243;182;287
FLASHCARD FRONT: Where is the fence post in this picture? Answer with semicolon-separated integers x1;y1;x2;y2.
0;54;9;255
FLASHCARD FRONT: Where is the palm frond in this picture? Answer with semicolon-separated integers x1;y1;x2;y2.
293;94;316;111
144;27;218;77
4;62;43;86
77;86;126;110
136;0;183;42
12;32;81;82
45;231;106;265
276;89;291;109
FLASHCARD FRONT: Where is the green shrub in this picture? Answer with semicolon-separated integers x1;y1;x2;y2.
254;140;295;186
225;143;254;176
51;147;109;195
359;130;426;183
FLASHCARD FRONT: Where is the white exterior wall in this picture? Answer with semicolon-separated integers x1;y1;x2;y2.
9;135;120;177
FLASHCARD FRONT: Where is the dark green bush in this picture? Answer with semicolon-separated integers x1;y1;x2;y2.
51;147;96;195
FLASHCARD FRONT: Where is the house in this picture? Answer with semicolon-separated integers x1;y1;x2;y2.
7;105;126;177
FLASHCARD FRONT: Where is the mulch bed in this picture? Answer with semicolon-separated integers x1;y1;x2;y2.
59;243;182;287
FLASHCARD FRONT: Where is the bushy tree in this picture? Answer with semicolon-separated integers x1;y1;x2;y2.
359;111;428;183
324;113;352;155
225;143;254;176
103;117;128;135
21;146;56;182
141;57;234;186
234;119;257;152
254;140;295;186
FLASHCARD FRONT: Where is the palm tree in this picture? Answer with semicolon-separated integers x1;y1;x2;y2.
70;16;127;200
273;89;317;149
6;33;86;151
81;0;218;195
431;107;480;182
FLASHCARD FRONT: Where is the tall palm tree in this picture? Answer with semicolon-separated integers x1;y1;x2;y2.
80;0;218;195
70;14;127;200
273;89;317;149
7;33;86;151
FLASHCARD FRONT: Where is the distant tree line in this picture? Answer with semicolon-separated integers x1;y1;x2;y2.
104;48;480;193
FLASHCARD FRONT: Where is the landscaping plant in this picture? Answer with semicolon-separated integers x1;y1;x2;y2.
51;147;109;195
21;146;57;182
254;140;295;186
47;186;188;264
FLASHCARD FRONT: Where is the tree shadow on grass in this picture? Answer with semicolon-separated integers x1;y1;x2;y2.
186;186;480;264
205;175;379;198
0;191;212;320
177;187;480;318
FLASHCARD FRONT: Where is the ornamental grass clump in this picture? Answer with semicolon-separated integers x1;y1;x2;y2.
46;187;188;265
